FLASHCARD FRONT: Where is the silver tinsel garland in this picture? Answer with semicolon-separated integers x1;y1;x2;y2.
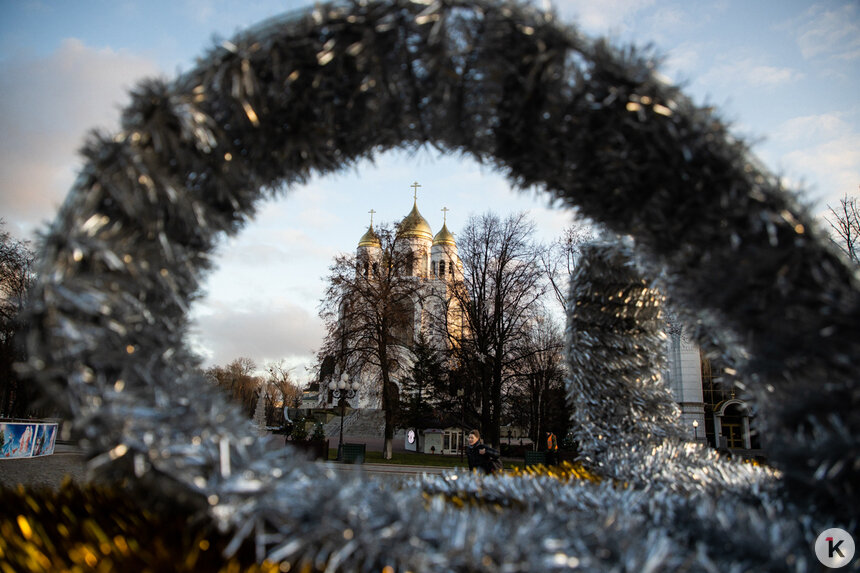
23;0;858;570
566;242;784;504
567;243;684;458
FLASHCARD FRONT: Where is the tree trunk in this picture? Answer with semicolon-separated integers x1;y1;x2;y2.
489;355;504;448
480;364;492;439
491;383;502;448
379;343;396;460
382;385;395;459
531;384;542;444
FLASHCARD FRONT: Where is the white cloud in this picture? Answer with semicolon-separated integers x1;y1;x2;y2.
178;0;294;31
759;111;859;212
639;5;704;44
698;56;804;90
795;3;860;61
554;0;656;34
772;112;852;144
528;206;578;241
190;299;325;374
0;38;160;237
219;243;289;266
781;134;860;209
217;228;336;267
662;41;704;84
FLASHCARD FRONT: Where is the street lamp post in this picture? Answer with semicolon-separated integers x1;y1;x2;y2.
457;388;465;462
329;372;360;461
693;419;699;441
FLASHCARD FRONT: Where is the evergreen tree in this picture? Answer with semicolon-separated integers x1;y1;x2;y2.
398;333;446;452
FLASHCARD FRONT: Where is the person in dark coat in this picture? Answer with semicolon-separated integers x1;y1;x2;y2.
465;429;502;474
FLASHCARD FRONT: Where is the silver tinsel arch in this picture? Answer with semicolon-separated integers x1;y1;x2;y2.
24;0;858;570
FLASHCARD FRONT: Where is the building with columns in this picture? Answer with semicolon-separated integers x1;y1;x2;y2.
664;324;763;457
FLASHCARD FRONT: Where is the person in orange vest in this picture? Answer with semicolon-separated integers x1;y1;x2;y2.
546;431;558;466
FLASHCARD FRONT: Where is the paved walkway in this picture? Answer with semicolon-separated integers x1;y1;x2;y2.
324;462;453;477
0;443;456;490
0;443;89;490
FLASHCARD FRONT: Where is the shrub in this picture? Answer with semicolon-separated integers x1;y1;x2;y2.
310;422;326;441
290;417;309;441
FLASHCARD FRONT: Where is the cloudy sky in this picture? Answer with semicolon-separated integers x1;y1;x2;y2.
1;0;858;385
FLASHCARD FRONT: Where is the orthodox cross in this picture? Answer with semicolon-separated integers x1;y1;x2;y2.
410;181;421;200
368;208;376;227
441;206;449;224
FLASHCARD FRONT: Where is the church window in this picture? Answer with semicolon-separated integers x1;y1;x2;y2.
450;260;455;278
363;261;370;278
431;261;437;277
439;260;446;278
372;262;378;277
391;300;415;345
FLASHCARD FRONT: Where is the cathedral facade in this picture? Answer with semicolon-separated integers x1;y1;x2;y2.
316;187;763;458
321;189;465;411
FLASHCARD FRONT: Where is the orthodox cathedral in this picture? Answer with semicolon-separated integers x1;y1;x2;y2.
314;183;763;459
322;183;465;412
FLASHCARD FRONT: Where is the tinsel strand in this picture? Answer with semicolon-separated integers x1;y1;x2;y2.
19;1;857;570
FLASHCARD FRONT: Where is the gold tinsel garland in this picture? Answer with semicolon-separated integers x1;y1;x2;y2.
0;480;277;572
2;465;595;572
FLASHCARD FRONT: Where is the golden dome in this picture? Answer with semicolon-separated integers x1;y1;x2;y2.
358;224;381;248
433;222;456;246
399;200;433;241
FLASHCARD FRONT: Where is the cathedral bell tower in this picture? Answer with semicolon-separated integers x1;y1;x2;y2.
395;182;433;278
431;207;461;282
357;209;381;279
346;182;464;412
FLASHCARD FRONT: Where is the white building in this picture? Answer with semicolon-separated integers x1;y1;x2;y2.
322;188;465;413
665;324;762;456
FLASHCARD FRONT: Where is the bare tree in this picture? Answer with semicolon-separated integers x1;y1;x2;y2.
825;193;859;264
264;360;303;424
0;221;36;417
506;313;568;444
205;357;262;418
318;224;424;459
446;212;547;447
541;223;595;310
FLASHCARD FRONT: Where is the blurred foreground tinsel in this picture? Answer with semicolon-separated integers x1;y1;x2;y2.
12;0;859;570
0;464;599;572
0;480;276;572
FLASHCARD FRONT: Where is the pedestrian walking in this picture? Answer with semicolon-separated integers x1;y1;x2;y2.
546;431;558;466
465;429;502;474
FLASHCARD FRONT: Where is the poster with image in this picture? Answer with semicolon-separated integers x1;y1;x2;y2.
32;424;58;457
0;422;37;459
